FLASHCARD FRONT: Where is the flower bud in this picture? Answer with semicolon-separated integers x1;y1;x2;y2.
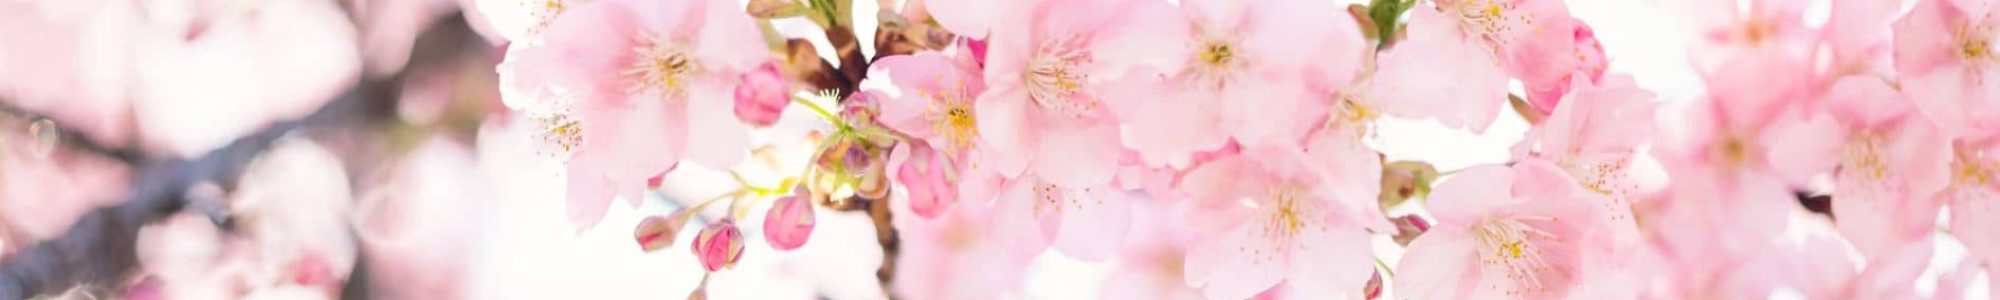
691;219;745;272
1363;270;1384;299
895;143;957;218
762;187;817;250
1391;214;1432;246
734;62;790;127
635;212;691;252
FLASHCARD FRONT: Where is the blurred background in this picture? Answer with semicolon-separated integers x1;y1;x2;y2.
0;0;1987;299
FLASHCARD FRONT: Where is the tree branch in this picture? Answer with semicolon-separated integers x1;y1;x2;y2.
0;72;401;299
0;102;146;165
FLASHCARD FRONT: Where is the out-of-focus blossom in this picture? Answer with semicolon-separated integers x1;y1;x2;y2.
0;129;133;240
133;213;236;300
1894;0;2000;141
1395;162;1610;300
1944;140;2000;276
0;1;137;146
1523;21;1608;115
475;0;591;43
1098;197;1202;300
130;0;363;157
1782;234;1934;299
352;138;487;299
229;137;357;294
989;173;1130;260
762;187;817;250
1766;76;1951;258
692;219;745;272
1678;0;1815;116
890;192;1032;300
734;62;791;127
498;0;764;230
1179;145;1382;300
347;0;462;75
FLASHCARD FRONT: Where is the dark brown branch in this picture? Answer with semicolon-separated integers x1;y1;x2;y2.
0;102;146;165
0;71;401;300
0;9;491;298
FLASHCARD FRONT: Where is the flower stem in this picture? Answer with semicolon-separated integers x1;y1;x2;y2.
1375;257;1397;278
793;94;847;131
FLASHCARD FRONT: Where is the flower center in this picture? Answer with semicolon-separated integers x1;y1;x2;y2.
624;33;703;98
1841;134;1890;179
1473;216;1557;295
1260;186;1323;243
1326;95;1380;137
1024;35;1097;118
1714;134;1758;169
1559;156;1636;222
1033;182;1099;216
927;82;980;155
1954;147;1996;187
520;0;585;36
1187;38;1245;89
1958;23;1999;70
531;110;583;160
1452;0;1532;47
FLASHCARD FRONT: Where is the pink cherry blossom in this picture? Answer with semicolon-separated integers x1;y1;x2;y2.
1179;145;1381;300
889;193;1033;300
762;188;817;251
692;219;745;272
1374;0;1575;133
1943;140;2000;274
1679;0;1816;114
1766;76;1952;258
1894;0;2000;141
1511;74;1656;248
1119;0;1366;153
497;0;763;230
977;0;1170;187
871;49;1017;219
888;142;958;219
1099;197;1203;300
734;62;790;127
1523;21;1608;115
989;172;1130;260
474;0;592;42
1394;162;1609;300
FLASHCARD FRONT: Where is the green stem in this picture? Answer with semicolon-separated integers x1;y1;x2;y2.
793;95;848;131
1374;257;1397;278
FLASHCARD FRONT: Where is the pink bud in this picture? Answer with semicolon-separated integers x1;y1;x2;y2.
1363;270;1383;299
896;143;957;219
635;213;689;252
733;62;790;127
763;189;817;250
1391;214;1432;246
691;220;745;272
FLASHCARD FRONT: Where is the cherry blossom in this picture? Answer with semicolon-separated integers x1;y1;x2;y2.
1179;145;1381;300
1373;0;1575;133
1511;74;1657;248
1395;162;1610;300
1766;76;1953;258
496;0;765;230
1894;0;2000;141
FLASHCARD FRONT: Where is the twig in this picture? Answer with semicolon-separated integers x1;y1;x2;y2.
0;102;146;165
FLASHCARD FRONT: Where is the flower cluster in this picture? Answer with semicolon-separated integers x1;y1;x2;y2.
484;0;2000;298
